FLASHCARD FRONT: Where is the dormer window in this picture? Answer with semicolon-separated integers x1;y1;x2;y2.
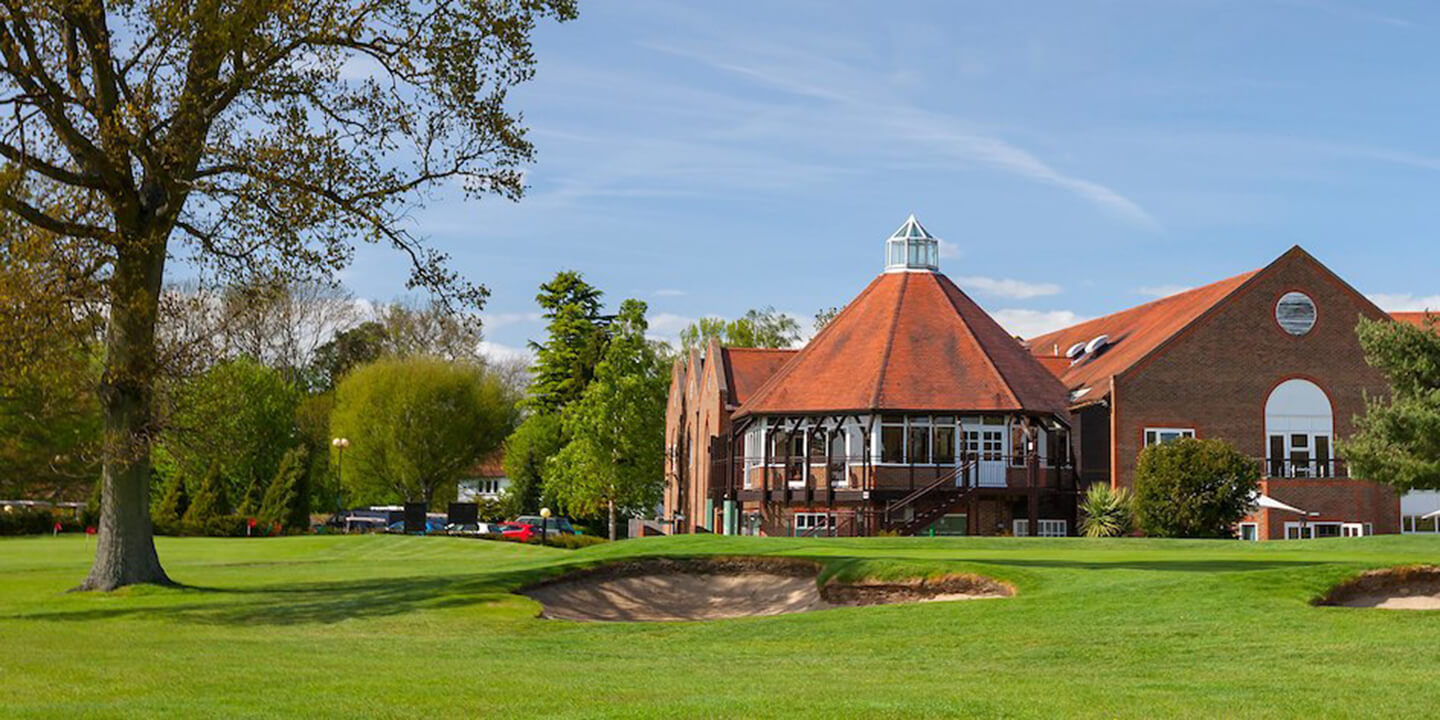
885;214;939;272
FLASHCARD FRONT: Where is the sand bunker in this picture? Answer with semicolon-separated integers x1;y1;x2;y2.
520;557;1012;622
1318;566;1440;610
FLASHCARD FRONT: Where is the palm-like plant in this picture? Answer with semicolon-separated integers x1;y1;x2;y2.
1079;484;1134;538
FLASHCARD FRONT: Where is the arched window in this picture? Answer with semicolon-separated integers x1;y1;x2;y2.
1264;379;1334;478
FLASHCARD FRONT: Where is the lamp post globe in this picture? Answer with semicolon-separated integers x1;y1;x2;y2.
539;507;552;544
330;437;350;526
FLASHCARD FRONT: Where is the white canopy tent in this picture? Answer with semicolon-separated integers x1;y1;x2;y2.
1249;492;1308;515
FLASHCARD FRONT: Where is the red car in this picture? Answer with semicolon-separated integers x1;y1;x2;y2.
500;523;535;542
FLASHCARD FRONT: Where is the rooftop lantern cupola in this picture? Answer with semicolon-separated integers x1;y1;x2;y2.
885;214;940;273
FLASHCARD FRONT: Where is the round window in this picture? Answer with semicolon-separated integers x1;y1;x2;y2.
1275;292;1317;336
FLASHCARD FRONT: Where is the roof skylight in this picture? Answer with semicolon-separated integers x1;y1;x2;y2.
885;214;940;272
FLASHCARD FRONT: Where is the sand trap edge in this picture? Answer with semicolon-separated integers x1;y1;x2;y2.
517;556;1014;622
1316;565;1440;610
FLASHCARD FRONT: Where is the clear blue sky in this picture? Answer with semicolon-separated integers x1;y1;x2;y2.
340;0;1440;360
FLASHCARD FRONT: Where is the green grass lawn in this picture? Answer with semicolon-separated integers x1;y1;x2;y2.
3;533;1439;719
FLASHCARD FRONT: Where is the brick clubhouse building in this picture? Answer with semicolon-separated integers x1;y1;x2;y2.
664;218;1435;539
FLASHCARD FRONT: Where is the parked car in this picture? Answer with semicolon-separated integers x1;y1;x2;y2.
446;522;509;536
388;517;447;534
513;516;577;535
500;523;535;542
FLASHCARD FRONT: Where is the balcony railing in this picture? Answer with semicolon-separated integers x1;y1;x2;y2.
1260;457;1349;479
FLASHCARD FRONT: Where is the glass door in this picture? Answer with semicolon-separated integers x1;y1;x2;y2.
964;425;1006;487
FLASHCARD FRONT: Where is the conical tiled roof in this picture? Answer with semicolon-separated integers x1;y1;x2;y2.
734;271;1070;417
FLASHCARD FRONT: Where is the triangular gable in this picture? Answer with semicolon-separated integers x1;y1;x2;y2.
1029;246;1390;400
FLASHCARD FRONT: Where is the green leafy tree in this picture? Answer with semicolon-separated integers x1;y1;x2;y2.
1078;484;1134;538
0;225;104;502
307;322;390;392
813;306;841;333
260;446;309;530
0;0;575;589
501;412;564;518
160;358;301;509
680;306;800;350
331;357;516;508
1341;316;1440;491
1132;438;1259;538
526;272;609;414
182;463;230;528
547;300;668;540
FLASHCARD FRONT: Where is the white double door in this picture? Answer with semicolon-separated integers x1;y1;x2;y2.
962;425;1007;488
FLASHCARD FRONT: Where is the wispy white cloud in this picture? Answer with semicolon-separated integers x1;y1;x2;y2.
481;311;543;330
653;289;687;297
991;309;1087;338
1138;284;1192;298
938;239;963;260
1368;293;1440;312
643;40;1158;229
478;340;532;364
647;312;697;342
1276;0;1418;29
956;275;1062;299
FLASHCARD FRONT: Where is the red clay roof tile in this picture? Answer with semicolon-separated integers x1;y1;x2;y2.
1027;270;1260;396
721;347;798;407
735;272;1069;417
1392;311;1437;330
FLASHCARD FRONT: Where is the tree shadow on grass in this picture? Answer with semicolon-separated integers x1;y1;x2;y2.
11;565;562;627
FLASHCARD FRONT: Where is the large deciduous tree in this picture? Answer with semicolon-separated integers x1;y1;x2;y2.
498;271;607;516
157;356;300;508
330;356;516;508
1342;316;1440;491
547;299;666;540
0;0;576;589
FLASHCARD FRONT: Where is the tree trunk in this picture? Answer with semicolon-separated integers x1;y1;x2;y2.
608;496;616;541
77;239;172;591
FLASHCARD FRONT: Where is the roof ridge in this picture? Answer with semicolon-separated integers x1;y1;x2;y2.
868;272;908;410
935;274;1022;408
1031;268;1260;343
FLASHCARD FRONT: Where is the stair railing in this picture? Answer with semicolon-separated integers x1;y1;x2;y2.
883;457;976;528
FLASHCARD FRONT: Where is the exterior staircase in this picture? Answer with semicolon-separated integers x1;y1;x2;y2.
882;459;979;536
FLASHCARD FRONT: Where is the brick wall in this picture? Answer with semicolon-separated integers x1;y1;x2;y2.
1112;251;1397;531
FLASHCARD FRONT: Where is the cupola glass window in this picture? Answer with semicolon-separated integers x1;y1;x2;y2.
885;215;940;272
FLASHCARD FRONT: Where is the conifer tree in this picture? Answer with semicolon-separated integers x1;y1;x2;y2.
182;464;230;528
547;300;668;540
260;447;309;530
502;272;611;516
525;272;609;414
1343;316;1440;490
235;479;263;519
154;473;189;526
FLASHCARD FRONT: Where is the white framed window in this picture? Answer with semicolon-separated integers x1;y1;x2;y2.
1283;522;1312;540
793;512;837;536
1238;522;1259;541
880;415;905;464
1013;519;1067;537
1144;428;1195;447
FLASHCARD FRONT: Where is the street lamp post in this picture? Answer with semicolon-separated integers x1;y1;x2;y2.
539;507;552;546
331;437;350;530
